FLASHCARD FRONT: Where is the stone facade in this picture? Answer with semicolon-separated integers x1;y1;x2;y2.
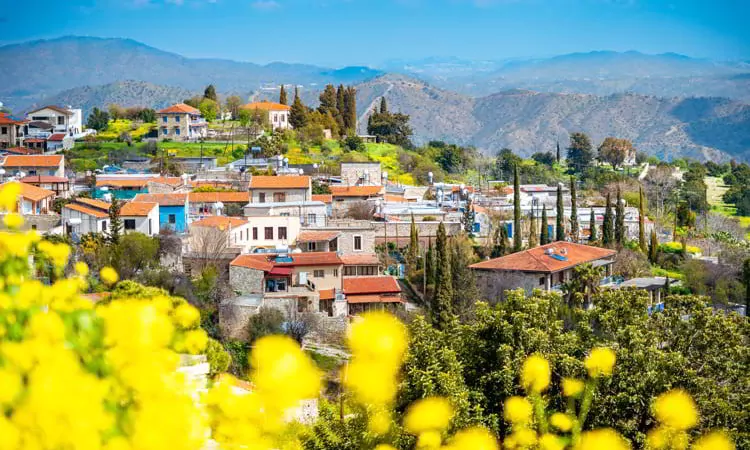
229;265;265;294
373;221;462;242
340;162;382;186
218;296;261;340
474;269;548;303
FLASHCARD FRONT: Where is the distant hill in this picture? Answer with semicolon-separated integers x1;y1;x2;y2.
356;74;750;162
0;36;382;111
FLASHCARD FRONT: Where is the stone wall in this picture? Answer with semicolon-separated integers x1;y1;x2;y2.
229;266;264;294
373;221;462;241
340;162;381;186
3;214;60;232
218;298;259;340
473;269;543;303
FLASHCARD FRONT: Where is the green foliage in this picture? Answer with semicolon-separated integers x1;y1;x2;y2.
531;151;556;166
224;340;250;379
567;132;595;174
199;98;219;122
341;135;365;152
205;338;231;377
432;222;453;329
540;205;550;245
450;234;479;321
203;84;217;102
513;165;522;252
615;188;625;245
87;107;110;131
108;198;122;244
225;95;243;119
104;232;160;280
602;193;614;246
289;87;308;129
556;183;565;241
312;180;331;195
247;306;285;344
367;98;413;149
570;176;579;242
597;137;633;170
589;208;598;242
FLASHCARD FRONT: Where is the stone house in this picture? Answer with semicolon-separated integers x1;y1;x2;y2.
295;220;376;254
245;175;326;226
340;162;382;186
157;103;208;141
329;185;384;216
470;242;616;302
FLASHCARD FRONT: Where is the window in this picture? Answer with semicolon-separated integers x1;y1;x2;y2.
307;242;317;251
307;213;316;224
168;214;176;224
333;268;338;277
175;128;181;136
252;227;258;240
246;229;249;240
57;116;65;125
281;114;286;123
124;219;136;230
258;193;266;203
162;116;168;123
354;235;362;251
273;114;278;123
344;266;356;276
149;219;152;235
313;270;324;278
280;212;290;217
1;127;6;135
278;227;287;240
175;115;180;122
264;227;273;239
273;192;286;202
101;221;107;232
162;127;168;135
539;277;545;286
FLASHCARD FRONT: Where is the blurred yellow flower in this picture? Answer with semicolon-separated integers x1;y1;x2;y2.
417;430;443;448
446;426;499;450
3;213;23;229
100;266;119;285
74;261;89;277
374;445;398;450
173;302;201;328
347;311;407;367
693;431;735;450
584;347;616;378
368;407;391;435
504;396;533;424
646;427;669;450
511;428;537;448
0;182;20;211
539;433;565;450
0;368;22;405
183;329;208;354
653;389;698;431
577;429;630;450
562;378;585;397
521;354;550;393
549;413;573;432
404;397;454;435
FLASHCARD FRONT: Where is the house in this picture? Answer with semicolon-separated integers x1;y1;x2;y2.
3;147;42;156
3;182;55;215
157;103;208;141
46;133;74;152
187;191;250;218
172;156;218;172
23;138;46;152
120;201;159;236
240;101;291;130
25;105;83;137
19;175;71;198
0;113;28;148
339;276;402;315
61;198;111;235
26;121;54;140
95;175;188;200
133;193;189;232
243;216;301;252
311;194;333;217
470;242;616;302
1;155;64;177
340;253;381;277
189;216;251;251
296;220;376;254
329;185;384;215
340;162;382;186
245;175;327;226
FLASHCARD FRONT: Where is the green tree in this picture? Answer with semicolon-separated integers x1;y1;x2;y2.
198;98;218;122
639;185;647;253
335;84;346;131
742;258;750;313
556;140;561;163
318;84;338;118
603;192;614;247
450;235;479;320
86;107;110;131
289;87;308;129
562;263;604;308
247;306;284;344
649;229;659;264
492;223;508;258
406;214;419;276
528;211;538;248
589;208;598;242
106;232;159;280
225;95;242;119
567;132;594;174
570;176;579;242
379;97;387;114
344;86;357;132
366;105;413;149
461;198;475;234
108;198;122;244
598;137;633;170
556;183;565;241
425;238;435;287
279;85;288;105
513;165;522;252
615;187;625;246
540;205;549;245
203;84;217;102
432;222;453;330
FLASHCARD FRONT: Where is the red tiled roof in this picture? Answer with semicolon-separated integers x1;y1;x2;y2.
24;138;46;143
330;186;383;197
188;191;249;203
27;105;73;116
249;175;310;189
384;194;407;203
5;147;41;155
0;113;27;125
311;194;332;203
19;175;68;184
319;289;335;300
64;203;108;219
343;276;401;295
296;230;340;242
47;133;66;142
278;252;342;267
133;193;188;206
3;182;55;202
240;101;291;111
76;197;111;210
469;242;616;273
96;177;185;188
346;294;403;304
2;155;62;168
340;253;380;265
191;216;248;229
120;201;157;217
158;103;200;114
230;255;275;272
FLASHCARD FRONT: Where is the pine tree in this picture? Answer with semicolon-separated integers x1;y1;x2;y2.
432;222;453;330
649;229;659;263
344;87;357;132
513;165;522;252
589;208;598;242
289;87;308;129
603;193;614;247
108;198;122;244
639;185;647;253
556;140;561;163
279;85;288;105
425;238;435;286
540;205;549;245
379;97;388;114
570;176;579;242
528;211;538;248
615;187;625;246
406;214;419;275
556;183;565;241
203;84;217;101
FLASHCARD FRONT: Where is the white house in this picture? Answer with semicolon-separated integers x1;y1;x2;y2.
25;106;83;137
240;101;291;130
120;201;159;236
190;215;302;254
1;182;55;215
61;198;111;235
1;155;65;177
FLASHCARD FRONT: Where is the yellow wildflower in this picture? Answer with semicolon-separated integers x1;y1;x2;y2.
347;311;407;367
74;261;89;277
511;428;537;448
578;429;630;450
183;329;208;354
368;408;391;435
446;426;499;450
539;433;565;450
3;213;23;229
37;240;71;268
562;378;585;397
173;302;201;328
549;413;573;432
100;266;119;285
374;446;398;450
404;397;454;435
27;311;66;343
693;431;735;450
0;182;20;211
0;416;20;449
0;368;22;405
417;430;443;448
584;347;616;378
646;427;669;450
521;354;550;393
653;389;698;431
504;396;533;424
344;360;399;405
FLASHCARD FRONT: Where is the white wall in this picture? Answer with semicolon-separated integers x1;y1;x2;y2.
61;207;109;235
244;216;302;250
122;207;159;236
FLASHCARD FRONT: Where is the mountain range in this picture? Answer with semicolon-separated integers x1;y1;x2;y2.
2;36;749;161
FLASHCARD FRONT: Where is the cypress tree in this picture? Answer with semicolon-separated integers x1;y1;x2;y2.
425;238;435;286
556;183;565;241
406;214;419;274
589;208;598;242
493;224;508;257
335;84;346;131
540;205;549;245
513;165;522;252
279;85;288;105
108;198;122;244
432;222;453;330
450;238;479;319
556;140;561;163
203;84;217;101
528;211;538;248
615;187;625;245
345;87;357;132
603;193;614;247
570;176;579;242
649;229;659;264
379;97;388;114
289;87;308;129
639;185;647;253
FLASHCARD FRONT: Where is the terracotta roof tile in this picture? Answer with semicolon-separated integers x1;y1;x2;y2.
19;175;68;184
2;155;62;168
96;177;185;188
76;197;111;210
343;276;401;295
120;201;157;217
279;252;342;266
469;242;616;273
384;194;407;203
5;147;41;155
64;203;109;218
241;101;291;111
340;253;380;265
191;216;248;229
47;133;66;142
311;194;332;203
318;289;335;300
188;191;249;203
249;175;310;189
3;182;55;202
158;103;200;114
0;113;27;125
330;186;383;197
230;255;275;271
296;230;340;242
133;193;188;206
346;294;403;304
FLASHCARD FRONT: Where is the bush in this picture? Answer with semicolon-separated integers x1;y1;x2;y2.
247;306;284;344
661;241;700;255
205;338;231;377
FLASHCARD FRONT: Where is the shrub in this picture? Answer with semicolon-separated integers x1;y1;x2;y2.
205;338;231;377
247;306;284;344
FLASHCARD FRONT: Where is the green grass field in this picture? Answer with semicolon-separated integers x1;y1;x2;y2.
705;176;750;238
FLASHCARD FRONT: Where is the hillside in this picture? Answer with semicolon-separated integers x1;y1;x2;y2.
356;75;750;161
0;36;381;111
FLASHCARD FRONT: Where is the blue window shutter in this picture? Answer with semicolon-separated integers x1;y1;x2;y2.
506;222;513;238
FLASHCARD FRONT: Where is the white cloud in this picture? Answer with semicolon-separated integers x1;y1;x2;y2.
251;0;281;10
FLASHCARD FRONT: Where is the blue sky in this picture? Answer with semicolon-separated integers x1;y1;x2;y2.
0;0;748;66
